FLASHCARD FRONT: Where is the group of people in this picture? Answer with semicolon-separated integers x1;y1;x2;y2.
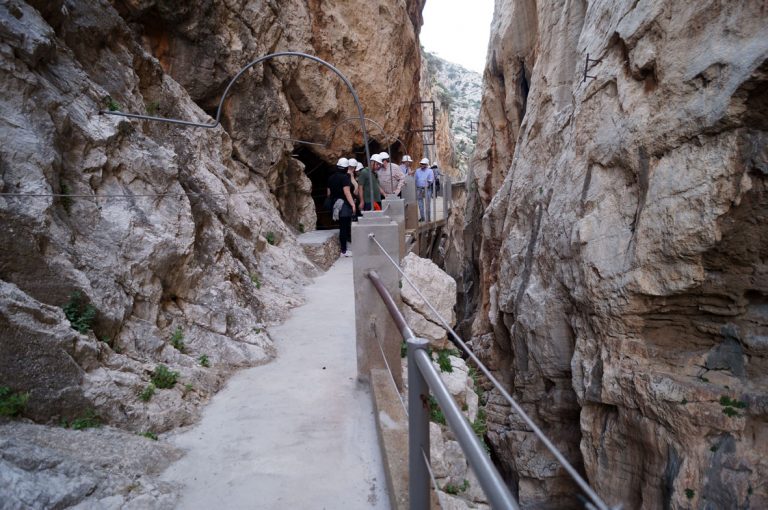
326;152;441;257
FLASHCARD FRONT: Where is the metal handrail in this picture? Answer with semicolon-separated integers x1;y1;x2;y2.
367;271;517;509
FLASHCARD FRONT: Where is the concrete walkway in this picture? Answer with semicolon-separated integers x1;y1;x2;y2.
161;258;389;509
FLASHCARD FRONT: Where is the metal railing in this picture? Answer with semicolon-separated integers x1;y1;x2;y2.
364;232;616;510
367;271;517;509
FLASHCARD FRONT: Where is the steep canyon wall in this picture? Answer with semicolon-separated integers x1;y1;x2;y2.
0;0;424;434
461;0;768;508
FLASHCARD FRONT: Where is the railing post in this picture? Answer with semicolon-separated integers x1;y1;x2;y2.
443;176;452;219
382;197;405;261
407;337;431;510
352;217;403;389
402;176;418;231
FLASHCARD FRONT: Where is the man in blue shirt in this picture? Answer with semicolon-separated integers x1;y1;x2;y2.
415;158;434;222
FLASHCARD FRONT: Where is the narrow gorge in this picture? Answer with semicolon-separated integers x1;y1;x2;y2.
1;0;766;509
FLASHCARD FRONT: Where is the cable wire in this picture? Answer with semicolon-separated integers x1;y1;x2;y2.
421;447;440;493
370;322;409;418
368;233;613;510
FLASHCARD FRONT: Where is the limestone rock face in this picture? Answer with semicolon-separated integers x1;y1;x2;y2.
401;252;457;348
0;0;426;435
116;0;426;169
460;0;768;508
0;421;181;508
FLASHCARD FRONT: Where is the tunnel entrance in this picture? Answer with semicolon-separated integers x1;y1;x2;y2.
293;141;385;230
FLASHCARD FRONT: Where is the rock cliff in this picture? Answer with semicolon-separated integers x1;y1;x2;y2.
422;51;482;177
460;0;768;508
0;0;424;451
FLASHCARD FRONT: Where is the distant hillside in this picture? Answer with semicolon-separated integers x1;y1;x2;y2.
423;51;482;175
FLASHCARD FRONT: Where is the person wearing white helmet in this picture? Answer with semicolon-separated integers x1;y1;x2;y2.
326;157;356;256
377;151;404;198
400;155;414;176
347;158;363;218
358;154;383;211
415;158;434;222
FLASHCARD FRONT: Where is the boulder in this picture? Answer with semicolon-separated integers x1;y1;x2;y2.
401;253;457;326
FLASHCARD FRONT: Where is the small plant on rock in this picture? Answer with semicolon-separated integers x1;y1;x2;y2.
265;231;276;245
0;387;28;417
684;488;695;500
104;95;121;112
250;273;262;289
62;291;97;334
719;395;747;418
70;409;101;430
198;354;210;368
443;479;470;495
151;364;179;389
428;394;446;425
169;327;185;352
140;431;158;441
435;349;458;373
139;383;156;402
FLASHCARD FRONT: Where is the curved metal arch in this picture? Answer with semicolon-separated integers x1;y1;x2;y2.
326;116;409;158
99;51;374;205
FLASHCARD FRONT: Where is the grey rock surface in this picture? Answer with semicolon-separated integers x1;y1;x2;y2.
0;421;180;509
451;0;768;508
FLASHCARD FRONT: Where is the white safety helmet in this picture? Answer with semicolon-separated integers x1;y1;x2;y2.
371;154;383;164
336;157;349;168
356;162;364;171
379;152;390;161
402;155;413;163
348;158;358;168
420;158;430;165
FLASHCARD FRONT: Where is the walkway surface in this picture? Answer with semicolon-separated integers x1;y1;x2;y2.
161;258;390;509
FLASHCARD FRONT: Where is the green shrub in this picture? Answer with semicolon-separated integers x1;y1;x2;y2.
265;231;276;245
70;409;101;430
169;327;185;352
436;350;454;373
104;95;121;112
62;291;97;334
472;408;487;437
250;273;261;289
139;383;155;402
719;395;747;417
140;431;158;440
151;364;179;389
443;479;470;495
428;395;446;425
685;488;695;500
198;354;210;368
0;387;28;417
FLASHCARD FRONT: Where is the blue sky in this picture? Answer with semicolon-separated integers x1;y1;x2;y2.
420;0;495;73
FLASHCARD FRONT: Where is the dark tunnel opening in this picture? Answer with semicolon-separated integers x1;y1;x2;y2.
292;140;386;230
